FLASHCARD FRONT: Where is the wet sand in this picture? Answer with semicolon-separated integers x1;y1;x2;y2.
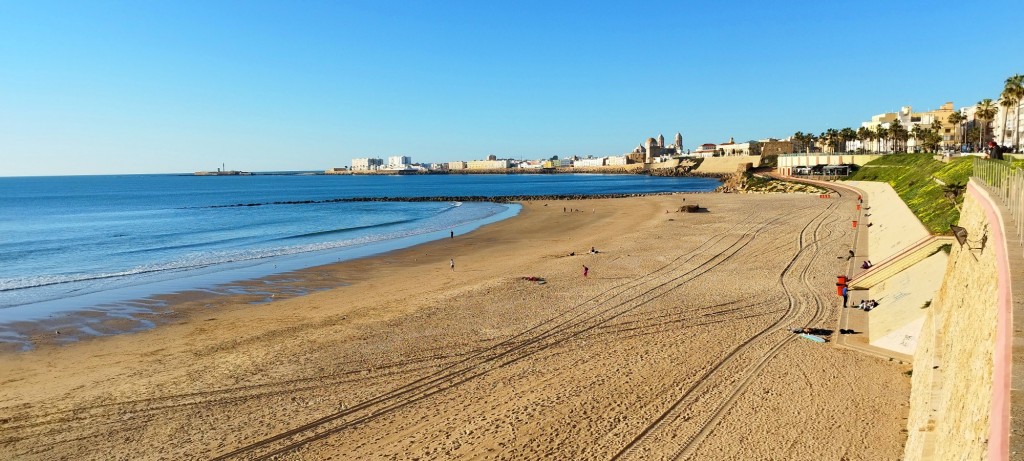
0;193;911;460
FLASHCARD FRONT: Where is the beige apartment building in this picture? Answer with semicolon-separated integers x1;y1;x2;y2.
858;102;958;151
467;159;511;169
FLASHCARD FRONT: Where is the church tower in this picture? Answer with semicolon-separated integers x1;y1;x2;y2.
675;132;683;153
645;137;658;163
657;134;665;148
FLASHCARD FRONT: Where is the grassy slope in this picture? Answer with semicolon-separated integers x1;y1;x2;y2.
849;154;972;234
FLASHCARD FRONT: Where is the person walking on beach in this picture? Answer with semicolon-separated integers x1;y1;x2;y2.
582;265;589;278
450;230;454;239
450;259;455;271
841;284;849;308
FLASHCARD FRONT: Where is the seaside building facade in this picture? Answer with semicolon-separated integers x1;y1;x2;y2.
606;155;628;166
694;143;718;158
692;138;761;158
993;99;1022;150
541;158;573;169
574;157;606;167
352;157;384;171
467;159;511;169
715;137;760;156
386;155;412;170
858;102;958;152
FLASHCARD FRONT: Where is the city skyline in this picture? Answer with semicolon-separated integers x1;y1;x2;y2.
2;0;1023;176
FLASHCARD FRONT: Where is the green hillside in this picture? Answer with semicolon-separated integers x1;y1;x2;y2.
849;154;973;234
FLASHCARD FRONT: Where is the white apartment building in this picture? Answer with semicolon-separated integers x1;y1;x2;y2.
447;161;467;170
517;160;544;169
606;155;628;166
352;157;383;171
386;155;412;170
573;157;606;167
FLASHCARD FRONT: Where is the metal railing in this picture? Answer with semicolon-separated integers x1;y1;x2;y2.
973;157;1024;251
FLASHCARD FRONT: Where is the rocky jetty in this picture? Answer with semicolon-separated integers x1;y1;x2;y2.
206;192;691;208
716;172;829;194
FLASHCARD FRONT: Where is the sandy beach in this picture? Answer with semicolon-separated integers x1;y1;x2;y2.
0;193;910;460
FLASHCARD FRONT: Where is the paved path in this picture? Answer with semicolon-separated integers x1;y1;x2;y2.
843;181;931;263
764;173;913;362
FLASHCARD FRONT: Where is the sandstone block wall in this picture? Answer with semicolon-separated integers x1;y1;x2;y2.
904;183;1001;460
693;155;762;174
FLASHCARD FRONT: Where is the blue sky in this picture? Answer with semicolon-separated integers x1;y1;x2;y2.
2;0;1022;176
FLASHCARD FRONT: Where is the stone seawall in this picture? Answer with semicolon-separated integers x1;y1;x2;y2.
903;179;1010;460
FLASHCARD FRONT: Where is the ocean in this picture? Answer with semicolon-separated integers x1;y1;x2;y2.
0;173;718;345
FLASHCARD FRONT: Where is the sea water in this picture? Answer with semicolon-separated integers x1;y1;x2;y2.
0;173;719;332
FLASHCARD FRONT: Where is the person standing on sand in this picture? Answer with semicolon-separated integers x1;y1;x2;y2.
582;265;589;278
450;259;455;271
450;230;454;239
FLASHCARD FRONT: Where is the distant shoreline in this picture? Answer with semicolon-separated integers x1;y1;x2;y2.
324;166;721;178
203;191;718;208
186;166;728;178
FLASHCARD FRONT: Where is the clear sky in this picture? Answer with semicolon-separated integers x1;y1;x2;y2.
2;0;1022;176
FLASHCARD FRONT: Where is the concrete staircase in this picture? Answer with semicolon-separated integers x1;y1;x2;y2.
850;236;955;290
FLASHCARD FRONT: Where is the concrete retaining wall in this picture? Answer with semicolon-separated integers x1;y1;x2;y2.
867;251;948;355
844;181;931;263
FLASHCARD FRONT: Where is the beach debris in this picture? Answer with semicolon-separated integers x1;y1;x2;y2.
799;333;827;343
789;327;832;343
521;276;546;285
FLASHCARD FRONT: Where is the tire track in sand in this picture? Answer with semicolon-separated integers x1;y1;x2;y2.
611;200;840;460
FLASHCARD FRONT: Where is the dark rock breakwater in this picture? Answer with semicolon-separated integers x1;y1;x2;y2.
205;192;700;208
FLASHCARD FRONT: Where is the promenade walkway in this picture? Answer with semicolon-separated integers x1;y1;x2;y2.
764;173;931;362
968;179;1024;459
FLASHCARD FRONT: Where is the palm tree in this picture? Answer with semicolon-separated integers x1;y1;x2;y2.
890;119;908;153
911;125;925;152
857;126;873;152
839;127;857;153
976;98;997;150
1005;74;1024;151
999;93;1018;147
876;125;889;153
948;112;965;151
822;129;841;153
793;131;807;153
896;123;910;152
